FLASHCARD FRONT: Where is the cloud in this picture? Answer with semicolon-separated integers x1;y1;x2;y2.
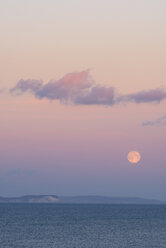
10;70;166;106
119;88;166;104
10;79;43;94
74;86;115;105
10;70;116;105
142;115;166;126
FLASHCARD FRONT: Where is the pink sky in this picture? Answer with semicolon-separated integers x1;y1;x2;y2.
0;0;166;200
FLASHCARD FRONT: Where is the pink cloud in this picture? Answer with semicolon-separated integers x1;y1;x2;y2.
10;70;166;106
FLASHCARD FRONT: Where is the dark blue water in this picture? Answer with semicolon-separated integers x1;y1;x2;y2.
0;204;165;248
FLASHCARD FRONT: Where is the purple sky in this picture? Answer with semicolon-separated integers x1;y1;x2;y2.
0;0;166;200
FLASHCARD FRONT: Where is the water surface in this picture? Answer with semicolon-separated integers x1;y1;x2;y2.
0;204;165;248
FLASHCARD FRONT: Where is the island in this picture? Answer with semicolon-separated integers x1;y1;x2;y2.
0;195;165;204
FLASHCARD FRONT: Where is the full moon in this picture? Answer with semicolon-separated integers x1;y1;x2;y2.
127;151;141;164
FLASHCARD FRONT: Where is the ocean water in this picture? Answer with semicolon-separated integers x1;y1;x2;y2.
0;204;165;248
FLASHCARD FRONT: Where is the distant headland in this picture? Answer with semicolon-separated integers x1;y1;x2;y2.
0;195;165;204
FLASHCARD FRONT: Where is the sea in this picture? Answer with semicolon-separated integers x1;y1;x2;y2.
0;204;165;248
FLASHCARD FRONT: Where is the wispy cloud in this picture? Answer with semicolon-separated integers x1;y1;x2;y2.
118;88;166;104
10;80;43;94
142;115;166;127
10;70;166;106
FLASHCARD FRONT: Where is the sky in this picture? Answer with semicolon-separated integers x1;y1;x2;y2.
0;0;166;200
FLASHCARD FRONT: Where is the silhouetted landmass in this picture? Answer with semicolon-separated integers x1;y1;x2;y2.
0;195;165;204
0;195;59;203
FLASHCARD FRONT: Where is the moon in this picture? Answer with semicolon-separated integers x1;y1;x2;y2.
127;151;141;164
